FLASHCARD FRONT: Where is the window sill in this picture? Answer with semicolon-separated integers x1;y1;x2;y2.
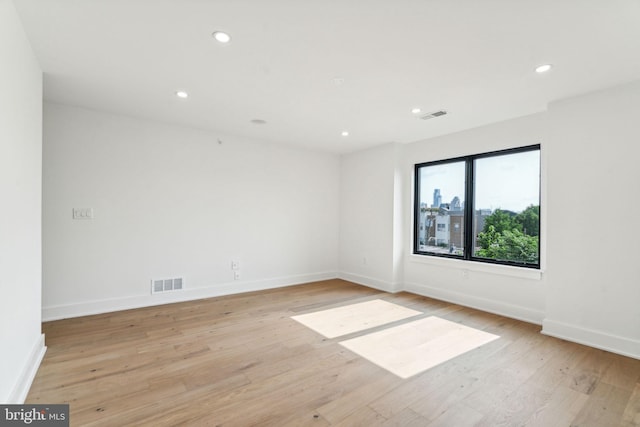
408;254;543;280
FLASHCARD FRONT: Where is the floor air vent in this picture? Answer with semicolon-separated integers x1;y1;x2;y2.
151;277;184;294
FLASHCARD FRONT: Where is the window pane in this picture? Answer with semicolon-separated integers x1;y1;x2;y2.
416;161;465;256
473;150;540;265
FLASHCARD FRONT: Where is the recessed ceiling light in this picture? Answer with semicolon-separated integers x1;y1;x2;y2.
212;31;231;43
535;64;553;73
411;108;422;114
341;131;349;137
175;90;188;99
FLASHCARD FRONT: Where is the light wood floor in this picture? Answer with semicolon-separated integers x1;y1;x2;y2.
27;279;640;426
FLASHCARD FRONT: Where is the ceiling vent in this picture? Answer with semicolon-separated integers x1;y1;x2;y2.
420;110;448;120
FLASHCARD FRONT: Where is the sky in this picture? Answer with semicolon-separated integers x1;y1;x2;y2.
419;150;540;213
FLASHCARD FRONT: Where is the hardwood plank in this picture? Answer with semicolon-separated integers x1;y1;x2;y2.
424;402;484;427
315;372;399;424
620;383;640;427
571;382;631;427
25;279;639;426
382;408;431;427
601;354;640;392
408;373;479;422
332;406;387;427
523;385;589;427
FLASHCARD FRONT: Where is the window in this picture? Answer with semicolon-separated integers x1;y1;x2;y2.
414;145;540;268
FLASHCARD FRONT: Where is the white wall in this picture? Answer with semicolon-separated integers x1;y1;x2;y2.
0;0;45;403
339;114;549;325
42;103;340;320
339;143;402;291
339;80;640;358
401;113;548;324
543;80;640;358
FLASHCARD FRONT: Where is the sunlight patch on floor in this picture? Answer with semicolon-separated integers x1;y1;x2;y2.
290;299;422;339
339;316;500;378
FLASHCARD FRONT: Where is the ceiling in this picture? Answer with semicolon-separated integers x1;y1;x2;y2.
14;0;640;154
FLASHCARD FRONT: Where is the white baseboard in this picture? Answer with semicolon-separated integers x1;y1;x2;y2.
8;334;46;403
43;272;337;321
338;272;400;293
404;280;544;325
542;319;640;360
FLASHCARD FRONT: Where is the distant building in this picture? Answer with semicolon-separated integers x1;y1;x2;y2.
432;189;442;208
449;212;464;249
417;204;492;254
450;196;462;211
435;215;450;246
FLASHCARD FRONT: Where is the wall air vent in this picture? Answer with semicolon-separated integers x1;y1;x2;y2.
151;277;184;294
420;110;448;120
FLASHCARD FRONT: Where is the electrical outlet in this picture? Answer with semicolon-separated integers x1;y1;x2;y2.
231;260;240;270
234;271;240;280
